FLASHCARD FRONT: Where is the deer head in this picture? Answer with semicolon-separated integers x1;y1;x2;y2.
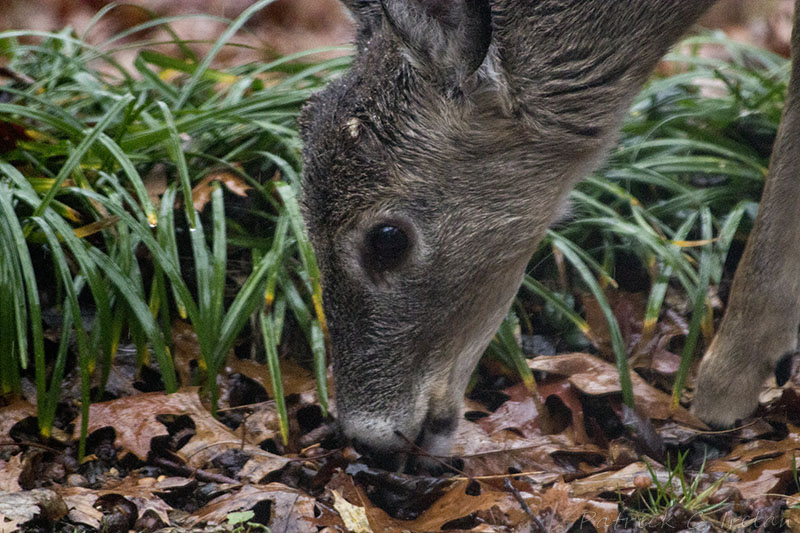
298;0;714;469
299;0;572;470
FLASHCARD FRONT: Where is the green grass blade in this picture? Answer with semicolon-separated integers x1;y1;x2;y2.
641;214;698;342
550;232;633;407
0;186;47;431
672;208;714;409
30;216;92;457
157;101;196;228
30;95;133;221
275;182;329;412
260;309;289;446
174;0;277;109
522;276;595;344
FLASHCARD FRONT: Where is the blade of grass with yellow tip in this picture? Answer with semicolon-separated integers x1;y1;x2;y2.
550;231;633;407
275;181;330;415
672;208;714;410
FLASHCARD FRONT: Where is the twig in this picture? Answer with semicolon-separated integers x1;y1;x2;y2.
504;477;547;533
451;470;549;482
150;456;240;485
0;440;61;453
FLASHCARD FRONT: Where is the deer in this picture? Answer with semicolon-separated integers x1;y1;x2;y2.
298;0;800;471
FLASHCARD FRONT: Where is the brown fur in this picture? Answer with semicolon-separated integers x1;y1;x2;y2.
299;0;800;468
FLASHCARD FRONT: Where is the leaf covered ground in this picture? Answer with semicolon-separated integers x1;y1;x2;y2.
3;315;800;532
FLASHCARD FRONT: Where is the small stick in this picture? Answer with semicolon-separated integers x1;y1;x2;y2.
150;456;240;485
504;477;547;533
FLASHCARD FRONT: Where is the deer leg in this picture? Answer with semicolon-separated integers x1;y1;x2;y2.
692;2;800;427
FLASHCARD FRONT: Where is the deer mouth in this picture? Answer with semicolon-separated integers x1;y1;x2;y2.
347;408;460;473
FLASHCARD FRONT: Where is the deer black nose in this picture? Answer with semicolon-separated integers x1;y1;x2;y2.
350;438;403;471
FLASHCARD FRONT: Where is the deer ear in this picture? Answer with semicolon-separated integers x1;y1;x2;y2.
381;0;492;87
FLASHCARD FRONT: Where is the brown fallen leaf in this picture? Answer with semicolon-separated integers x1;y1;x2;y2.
527;482;619;533
78;390;187;461
582;291;648;358
192;170;252;212
785;504;800;531
0;398;35;438
332;475;527;533
143;163;168;209
331;489;371;533
172;320;207;387
76;388;289;482
0;489;67;526
708;429;800;500
538;378;592;444
225;357;316;399
453;419;606;479
476;382;541;439
59;476;174;530
569;461;669;498
528;353;705;428
0;455;23;493
0;513;21;533
186;483;318;532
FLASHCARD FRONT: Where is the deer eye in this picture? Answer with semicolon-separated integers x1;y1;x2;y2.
364;224;410;271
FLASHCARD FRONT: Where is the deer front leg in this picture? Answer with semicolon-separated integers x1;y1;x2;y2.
692;2;800;427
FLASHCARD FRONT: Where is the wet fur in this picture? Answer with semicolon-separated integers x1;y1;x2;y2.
299;0;800;464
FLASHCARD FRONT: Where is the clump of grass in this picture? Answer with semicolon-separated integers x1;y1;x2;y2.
0;3;348;455
627;451;729;529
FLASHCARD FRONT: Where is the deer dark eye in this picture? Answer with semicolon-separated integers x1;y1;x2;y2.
365;224;410;271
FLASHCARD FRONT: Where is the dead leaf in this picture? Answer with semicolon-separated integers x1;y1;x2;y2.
454;419;605;479
226;357;316;399
76;388;289;481
328;473;526;533
59;477;174;530
527;482;619;533
78;391;177;460
582;291;647;357
708;429;800;500
0;456;22;493
398;479;527;532
570;461;668;498
0;514;21;533
143;163;168;208
0;489;67;524
528;353;705;428
477;382;541;438
332;489;371;533
172;320;207;387
192;170;252;212
0;398;35;438
785;504;800;531
235;401;282;447
58;488;103;529
538;378;592;444
581;291;688;375
187;483;317;532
